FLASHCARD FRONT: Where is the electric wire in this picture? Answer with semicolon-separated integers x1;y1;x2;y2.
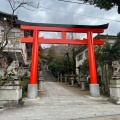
39;6;120;23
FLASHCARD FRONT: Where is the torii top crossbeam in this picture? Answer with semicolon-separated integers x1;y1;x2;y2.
16;19;108;45
16;19;109;98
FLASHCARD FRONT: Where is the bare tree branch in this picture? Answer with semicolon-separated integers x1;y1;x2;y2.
7;0;14;11
0;0;41;58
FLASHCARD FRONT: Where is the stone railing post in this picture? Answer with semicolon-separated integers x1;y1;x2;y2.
75;75;79;87
80;75;86;90
38;75;43;92
64;74;68;84
69;74;75;86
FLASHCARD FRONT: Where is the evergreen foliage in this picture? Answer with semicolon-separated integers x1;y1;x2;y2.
79;58;89;75
84;0;120;14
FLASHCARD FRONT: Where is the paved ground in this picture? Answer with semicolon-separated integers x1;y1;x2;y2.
0;71;120;120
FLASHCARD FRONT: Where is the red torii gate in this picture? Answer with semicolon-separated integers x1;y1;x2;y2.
16;20;108;99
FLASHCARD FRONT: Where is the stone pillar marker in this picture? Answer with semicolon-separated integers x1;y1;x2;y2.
75;75;79;87
64;74;68;84
81;81;86;90
79;75;86;90
38;75;43;92
81;82;85;89
70;74;75;86
110;61;120;104
37;70;44;92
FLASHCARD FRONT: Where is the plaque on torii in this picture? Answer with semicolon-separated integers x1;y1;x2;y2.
16;19;108;98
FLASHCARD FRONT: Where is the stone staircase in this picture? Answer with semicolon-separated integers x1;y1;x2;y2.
42;70;56;82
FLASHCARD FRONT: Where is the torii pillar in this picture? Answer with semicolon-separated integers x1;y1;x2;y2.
87;31;100;97
19;20;108;99
27;29;39;99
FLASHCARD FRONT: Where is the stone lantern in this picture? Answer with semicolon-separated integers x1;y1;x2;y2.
69;74;75;86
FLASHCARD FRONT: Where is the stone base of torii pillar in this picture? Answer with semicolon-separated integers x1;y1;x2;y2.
89;84;100;97
27;84;38;99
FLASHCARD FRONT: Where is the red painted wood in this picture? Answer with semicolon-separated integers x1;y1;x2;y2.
21;37;104;45
21;25;104;33
29;29;39;84
21;36;33;43
87;31;97;84
62;32;66;40
39;38;104;45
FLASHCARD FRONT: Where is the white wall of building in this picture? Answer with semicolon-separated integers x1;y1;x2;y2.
0;27;28;63
76;47;88;68
76;47;88;75
75;35;117;75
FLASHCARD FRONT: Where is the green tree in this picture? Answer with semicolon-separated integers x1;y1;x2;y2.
84;0;120;14
108;33;120;62
47;45;74;77
79;58;89;76
48;57;64;76
47;45;56;62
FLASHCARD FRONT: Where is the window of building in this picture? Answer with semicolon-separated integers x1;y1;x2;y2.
85;50;88;57
77;54;83;61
